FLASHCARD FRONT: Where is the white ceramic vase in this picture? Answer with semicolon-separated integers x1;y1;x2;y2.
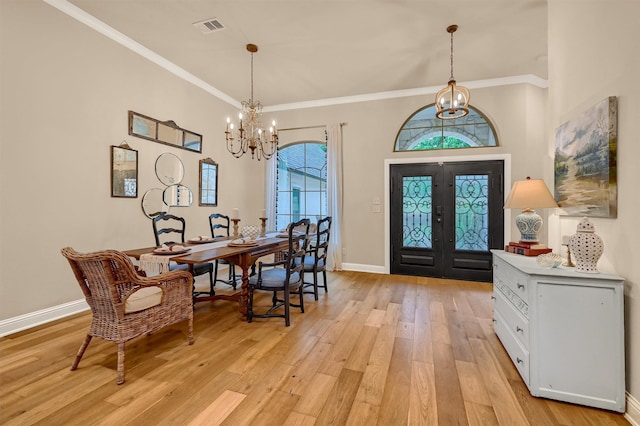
568;217;603;273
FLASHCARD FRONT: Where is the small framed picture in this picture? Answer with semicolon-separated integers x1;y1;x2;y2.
111;144;138;198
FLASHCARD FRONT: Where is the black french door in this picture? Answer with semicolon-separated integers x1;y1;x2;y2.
390;161;504;282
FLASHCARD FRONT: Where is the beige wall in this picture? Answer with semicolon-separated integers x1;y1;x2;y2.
0;1;263;319
547;0;640;404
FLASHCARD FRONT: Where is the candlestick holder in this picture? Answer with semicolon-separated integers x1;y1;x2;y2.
259;217;267;237
562;243;575;267
231;218;241;238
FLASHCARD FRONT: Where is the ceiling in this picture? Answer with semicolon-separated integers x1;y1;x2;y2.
62;0;548;109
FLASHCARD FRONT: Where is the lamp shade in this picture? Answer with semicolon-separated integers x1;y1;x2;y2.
503;177;558;209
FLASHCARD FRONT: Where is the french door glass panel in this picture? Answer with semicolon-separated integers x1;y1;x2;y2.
403;176;433;248
455;174;489;251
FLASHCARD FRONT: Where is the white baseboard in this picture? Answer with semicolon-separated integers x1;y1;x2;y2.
0;299;89;337
341;263;385;274
627;392;640;426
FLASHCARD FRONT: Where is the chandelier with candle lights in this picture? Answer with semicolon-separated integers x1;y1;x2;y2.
435;25;470;120
225;44;278;160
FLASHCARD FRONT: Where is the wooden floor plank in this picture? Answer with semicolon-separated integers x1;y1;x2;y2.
316;368;363;425
408;360;437;425
186;389;246;426
433;341;469;426
377;336;413;425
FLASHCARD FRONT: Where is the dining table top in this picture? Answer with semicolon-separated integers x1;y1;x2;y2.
123;235;290;265
122;233;297;318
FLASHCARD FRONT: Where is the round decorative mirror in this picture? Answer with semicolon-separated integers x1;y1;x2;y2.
141;188;167;218
155;153;184;186
163;184;193;207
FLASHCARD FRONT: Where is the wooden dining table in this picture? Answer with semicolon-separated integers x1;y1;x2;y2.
124;236;290;321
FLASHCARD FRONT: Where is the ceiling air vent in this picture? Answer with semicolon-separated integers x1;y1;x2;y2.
193;18;225;34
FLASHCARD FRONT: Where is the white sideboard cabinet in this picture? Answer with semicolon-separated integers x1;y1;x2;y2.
491;250;625;413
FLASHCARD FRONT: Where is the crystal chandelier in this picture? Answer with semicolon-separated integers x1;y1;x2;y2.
225;44;278;160
435;25;470;120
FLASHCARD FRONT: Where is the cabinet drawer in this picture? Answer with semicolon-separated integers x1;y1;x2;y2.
494;309;530;386
493;256;529;304
494;289;529;350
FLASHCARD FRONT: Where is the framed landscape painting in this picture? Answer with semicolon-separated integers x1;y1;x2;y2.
554;96;617;217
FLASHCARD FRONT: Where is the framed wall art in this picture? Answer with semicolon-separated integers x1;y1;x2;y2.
554;96;617;217
111;143;138;198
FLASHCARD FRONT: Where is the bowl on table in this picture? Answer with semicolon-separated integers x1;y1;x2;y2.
241;225;260;240
536;253;563;268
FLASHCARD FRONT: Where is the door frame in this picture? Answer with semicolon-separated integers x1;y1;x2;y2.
383;153;512;274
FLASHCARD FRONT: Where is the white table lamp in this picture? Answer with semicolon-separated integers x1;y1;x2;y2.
504;177;558;243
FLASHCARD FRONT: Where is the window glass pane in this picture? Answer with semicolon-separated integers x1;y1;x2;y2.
276;142;327;229
395;104;497;151
403;176;432;248
455;174;489;251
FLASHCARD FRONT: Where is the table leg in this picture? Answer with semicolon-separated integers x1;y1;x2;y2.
238;252;251;321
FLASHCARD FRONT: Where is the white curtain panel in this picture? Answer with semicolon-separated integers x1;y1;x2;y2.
265;154;277;232
326;123;343;271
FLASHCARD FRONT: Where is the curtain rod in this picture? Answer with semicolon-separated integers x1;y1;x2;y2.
278;122;347;132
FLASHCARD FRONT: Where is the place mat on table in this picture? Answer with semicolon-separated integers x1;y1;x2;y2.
227;238;259;247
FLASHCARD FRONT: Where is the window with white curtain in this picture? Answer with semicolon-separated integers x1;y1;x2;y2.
275;142;327;231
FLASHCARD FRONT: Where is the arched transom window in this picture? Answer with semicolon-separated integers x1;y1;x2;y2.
394;104;498;151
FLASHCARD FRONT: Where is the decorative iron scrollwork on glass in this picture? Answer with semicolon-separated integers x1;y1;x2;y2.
455;175;489;251
403;176;433;248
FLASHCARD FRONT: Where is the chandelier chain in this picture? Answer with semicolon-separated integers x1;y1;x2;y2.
250;51;254;103
449;30;455;81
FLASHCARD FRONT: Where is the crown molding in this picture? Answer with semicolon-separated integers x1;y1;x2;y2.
264;75;548;112
44;0;548;112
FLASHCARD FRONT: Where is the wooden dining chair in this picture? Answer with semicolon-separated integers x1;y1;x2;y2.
209;213;239;289
152;213;214;298
247;218;310;326
60;247;194;384
299;216;332;300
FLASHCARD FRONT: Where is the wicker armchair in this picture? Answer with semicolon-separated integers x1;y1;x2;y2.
61;247;194;385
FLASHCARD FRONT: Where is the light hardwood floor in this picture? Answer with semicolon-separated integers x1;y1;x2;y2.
0;271;630;425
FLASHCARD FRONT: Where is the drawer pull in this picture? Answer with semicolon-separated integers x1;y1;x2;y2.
516;326;523;333
491;295;496;300
517;283;525;290
516;357;523;364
